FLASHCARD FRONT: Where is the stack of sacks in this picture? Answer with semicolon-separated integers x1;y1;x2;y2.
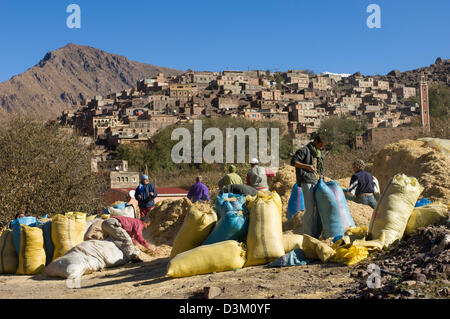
8;216;53;275
167;191;286;277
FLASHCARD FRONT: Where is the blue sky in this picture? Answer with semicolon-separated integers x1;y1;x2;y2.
0;0;449;82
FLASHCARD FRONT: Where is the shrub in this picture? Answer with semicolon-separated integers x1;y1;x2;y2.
0;118;108;228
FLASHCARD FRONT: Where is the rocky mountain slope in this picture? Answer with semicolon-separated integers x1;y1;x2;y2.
0;43;182;120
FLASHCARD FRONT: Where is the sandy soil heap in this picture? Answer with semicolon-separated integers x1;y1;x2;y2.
143;198;193;246
371;139;450;203
269;165;296;222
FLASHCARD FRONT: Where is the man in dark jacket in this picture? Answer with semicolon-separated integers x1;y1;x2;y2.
291;134;327;238
346;159;378;209
219;183;258;196
134;174;157;218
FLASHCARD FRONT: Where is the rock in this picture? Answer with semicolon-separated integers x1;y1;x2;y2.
437;288;449;297
439;280;450;286
203;286;222;299
358;270;368;278
403;280;417;287
413;273;427;283
402;289;415;297
258;284;273;289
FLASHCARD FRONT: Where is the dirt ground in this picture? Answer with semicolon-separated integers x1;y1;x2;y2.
0;245;360;299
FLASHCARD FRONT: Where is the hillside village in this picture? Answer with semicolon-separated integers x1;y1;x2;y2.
57;58;449;186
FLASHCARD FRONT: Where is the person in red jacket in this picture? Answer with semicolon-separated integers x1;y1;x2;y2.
102;215;157;263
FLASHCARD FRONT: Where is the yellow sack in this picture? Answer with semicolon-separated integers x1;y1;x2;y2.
405;203;448;236
167;240;246;278
0;230;18;274
170;202;217;259
282;233;304;253
51;212;86;260
345;226;368;239
369;174;423;248
16;225;46;275
334;245;369;266
302;234;335;263
244;191;285;267
352;238;385;252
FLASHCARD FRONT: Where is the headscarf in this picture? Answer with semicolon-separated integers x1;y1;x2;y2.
307;142;323;175
141;174;149;183
228;165;237;173
353;159;366;170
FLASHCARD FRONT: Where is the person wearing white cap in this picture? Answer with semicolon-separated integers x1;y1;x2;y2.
246;158;275;191
126;190;140;219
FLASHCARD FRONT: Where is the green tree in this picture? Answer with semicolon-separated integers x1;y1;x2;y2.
317;115;367;152
0;118;108;227
429;84;450;118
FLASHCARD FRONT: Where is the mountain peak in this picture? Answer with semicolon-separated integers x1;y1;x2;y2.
0;44;182;120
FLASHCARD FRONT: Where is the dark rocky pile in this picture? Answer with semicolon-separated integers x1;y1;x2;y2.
341;221;450;299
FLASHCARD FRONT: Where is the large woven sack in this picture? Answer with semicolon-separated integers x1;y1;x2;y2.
167;240;246;278
282;233;304;253
0;230;18;274
11;216;38;255
36;220;54;266
302;234;335;263
16;225;46;275
287;184;305;220
215;193;247;219
244;191;285;267
369;174;423;248
84;219;105;241
108;205;135;218
170;202;217;259
315;179;355;239
51;212;86;260
203;210;248;245
44;239;127;279
404;203;448;236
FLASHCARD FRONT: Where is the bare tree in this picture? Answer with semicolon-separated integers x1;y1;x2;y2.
0;118;109;228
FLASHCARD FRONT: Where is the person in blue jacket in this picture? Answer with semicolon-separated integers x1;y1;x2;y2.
134;174;157;218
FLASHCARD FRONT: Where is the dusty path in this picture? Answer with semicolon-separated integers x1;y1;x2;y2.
0;248;360;299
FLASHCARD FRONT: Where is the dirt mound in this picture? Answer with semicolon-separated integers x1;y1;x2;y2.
269;165;296;222
372;139;450;203
335;177;351;189
347;200;374;227
143;198;193;246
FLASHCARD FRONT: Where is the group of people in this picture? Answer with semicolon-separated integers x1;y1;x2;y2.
186;159;276;204
291;134;379;238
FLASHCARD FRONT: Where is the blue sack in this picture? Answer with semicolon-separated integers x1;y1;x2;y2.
203;210;249;245
266;249;311;268
314;179;355;239
415;198;432;208
36;220;54;265
287;184;305;220
215;193;247;219
11;216;38;255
